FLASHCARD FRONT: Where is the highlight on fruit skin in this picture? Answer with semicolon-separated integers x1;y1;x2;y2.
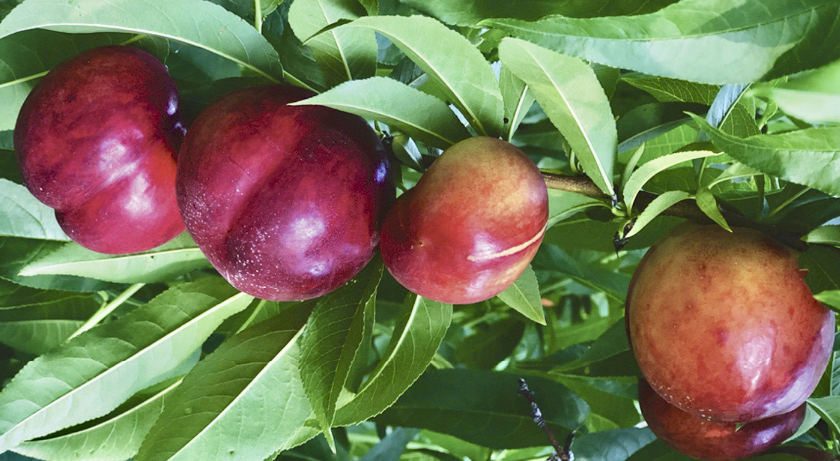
14;46;186;254
380;136;548;304
176;84;394;301
626;223;834;423
639;379;805;461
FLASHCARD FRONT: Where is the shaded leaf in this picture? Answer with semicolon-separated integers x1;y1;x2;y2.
499;65;534;142
0;179;68;241
376;368;588;449
0;291;100;355
623;150;719;211
627;190;691;238
695;188;731;232
572;427;657;461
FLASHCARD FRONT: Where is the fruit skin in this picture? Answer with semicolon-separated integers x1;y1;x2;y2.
15;46;185;254
380;137;548;304
627;224;834;422
176;84;393;301
639;379;804;461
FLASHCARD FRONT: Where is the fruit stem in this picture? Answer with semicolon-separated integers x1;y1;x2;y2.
67;283;145;340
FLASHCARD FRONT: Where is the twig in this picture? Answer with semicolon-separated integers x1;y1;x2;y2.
518;378;575;461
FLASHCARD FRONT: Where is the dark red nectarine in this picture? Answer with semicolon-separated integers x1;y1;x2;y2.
176;85;393;301
639;379;805;461
15;46;185;254
627;224;834;422
380;137;548;304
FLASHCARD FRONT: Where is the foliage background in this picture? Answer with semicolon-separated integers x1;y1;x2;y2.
0;0;840;460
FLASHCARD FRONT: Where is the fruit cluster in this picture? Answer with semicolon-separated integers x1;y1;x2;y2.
14;46;547;304
627;224;835;460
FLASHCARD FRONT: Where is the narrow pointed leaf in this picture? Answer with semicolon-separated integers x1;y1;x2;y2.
340;15;504;137
0;237;113;292
0;0;283;81
334;295;452;425
300;262;382;443
485;0;840;84
136;304;314;461
753;60;840;123
376;368;589;449
0;291;100;355
622;75;719;104
623;150;720;211
695;189;732;232
0;279;253;451
288;0;375;86
692;115;840;196
0;179;68;241
499;65;535;142
13;380;181;461
499;38;617;196
626;190;691;238
496;265;545;325
291;77;469;148
18;233;210;283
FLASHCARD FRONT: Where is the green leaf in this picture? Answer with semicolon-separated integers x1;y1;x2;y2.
706;162;762;189
808;396;840;435
0;279;253;452
360;427;418;461
0;238;114;292
498;38;617;196
533;246;631;303
623;150;720;211
376;369;588;449
499;65;535;142
547;189;604;227
816;291;840;313
485;0;840;84
0;0;284;81
801;246;840;294
300;261;382;447
694;188;732;232
339;15;504;137
0;179;68;241
136;304;313;461
805;226;840;246
401;0;677;26
18;233;210;283
290;77;469;148
496;265;545;324
0;30;129;131
0;291;100;355
626;190;691;238
572;428;657;461
287;0;375;86
692;115;840;197
13;379;180;461
334;295;452;425
455;317;525;370
622;75;719;104
753;59;840;124
551;320;630;373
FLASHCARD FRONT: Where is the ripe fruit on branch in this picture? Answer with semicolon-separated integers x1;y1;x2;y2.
639;379;804;461
627;224;834;422
380;137;548;304
15;46;185;254
176;85;393;301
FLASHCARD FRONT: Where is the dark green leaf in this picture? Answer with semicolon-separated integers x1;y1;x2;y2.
572;428;657;461
376;368;588;449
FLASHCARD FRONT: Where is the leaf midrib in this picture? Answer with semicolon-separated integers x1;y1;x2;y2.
20;248;206;277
